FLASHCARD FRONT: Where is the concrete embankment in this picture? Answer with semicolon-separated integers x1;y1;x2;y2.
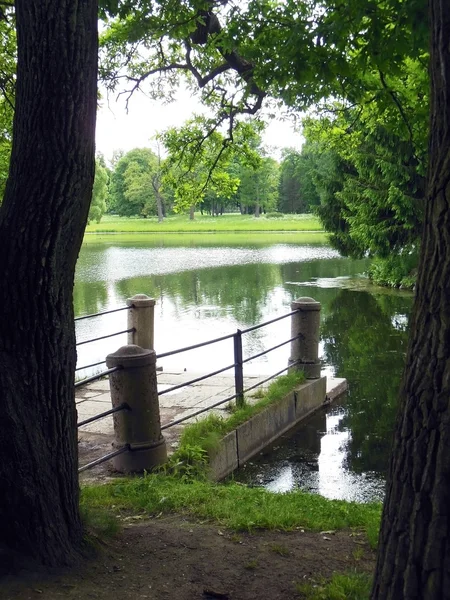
209;377;334;480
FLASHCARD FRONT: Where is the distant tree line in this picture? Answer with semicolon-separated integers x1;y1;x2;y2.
93;141;322;222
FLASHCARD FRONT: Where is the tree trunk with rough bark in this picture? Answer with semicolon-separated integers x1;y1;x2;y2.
189;204;195;220
0;0;98;566
371;2;450;597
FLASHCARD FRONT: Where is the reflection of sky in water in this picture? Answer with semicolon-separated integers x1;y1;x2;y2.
76;245;340;282
75;244;341;376
237;405;386;503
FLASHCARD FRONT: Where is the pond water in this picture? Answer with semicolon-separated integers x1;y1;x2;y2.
75;232;413;501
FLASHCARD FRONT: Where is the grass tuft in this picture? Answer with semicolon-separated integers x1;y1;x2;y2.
295;571;372;599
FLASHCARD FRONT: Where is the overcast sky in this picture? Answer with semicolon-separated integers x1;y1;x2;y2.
95;87;304;163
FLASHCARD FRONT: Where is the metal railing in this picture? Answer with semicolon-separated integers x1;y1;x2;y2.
75;304;134;383
76;296;321;474
158;310;302;430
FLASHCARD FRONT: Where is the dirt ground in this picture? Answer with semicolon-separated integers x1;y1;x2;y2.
1;516;375;600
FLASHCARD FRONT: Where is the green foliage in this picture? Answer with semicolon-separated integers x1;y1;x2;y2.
295;571;372;600
160;118;262;213
109;147;166;217
278;148;320;214
98;0;429;287
164;443;210;481
80;505;120;539
234;156;279;216
368;249;419;289
88;159;109;224
0;17;16;201
297;56;428;284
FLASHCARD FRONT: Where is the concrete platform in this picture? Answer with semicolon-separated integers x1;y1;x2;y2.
76;371;347;476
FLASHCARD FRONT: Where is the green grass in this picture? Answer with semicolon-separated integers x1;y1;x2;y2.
82;231;329;247
85;213;323;233
295;571;372;599
81;476;381;546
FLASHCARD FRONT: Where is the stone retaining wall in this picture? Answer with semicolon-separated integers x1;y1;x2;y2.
209;376;327;481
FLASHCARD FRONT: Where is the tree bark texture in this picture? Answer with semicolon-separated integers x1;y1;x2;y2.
371;1;450;598
0;1;97;565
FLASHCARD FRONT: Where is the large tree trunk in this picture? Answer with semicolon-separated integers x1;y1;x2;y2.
371;2;450;598
0;1;98;566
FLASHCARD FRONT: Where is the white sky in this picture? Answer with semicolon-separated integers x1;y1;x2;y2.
95;87;304;164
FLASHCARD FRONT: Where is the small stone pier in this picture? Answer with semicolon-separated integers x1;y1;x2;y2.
77;370;347;479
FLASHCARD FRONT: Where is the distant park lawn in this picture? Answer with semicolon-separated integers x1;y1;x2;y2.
85;213;323;233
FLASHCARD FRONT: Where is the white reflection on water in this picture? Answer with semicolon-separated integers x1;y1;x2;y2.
240;408;386;503
77;245;339;282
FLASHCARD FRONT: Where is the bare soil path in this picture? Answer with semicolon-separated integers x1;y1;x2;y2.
1;517;374;600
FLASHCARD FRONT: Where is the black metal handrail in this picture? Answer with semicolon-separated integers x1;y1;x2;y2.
77;402;130;428
78;444;130;473
160;360;302;431
77;307;303;472
240;309;299;334
242;335;301;364
75;366;121;389
157;331;236;359
75;305;132;322
158;363;236;396
76;359;107;372
76;328;135;346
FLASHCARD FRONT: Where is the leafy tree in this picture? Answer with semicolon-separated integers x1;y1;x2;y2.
88;159;109;223
296;56;427;285
160;118;260;216
109;147;164;217
278;148;320;214
235;156;279;216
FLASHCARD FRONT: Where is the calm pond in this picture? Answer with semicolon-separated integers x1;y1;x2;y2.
75;232;413;502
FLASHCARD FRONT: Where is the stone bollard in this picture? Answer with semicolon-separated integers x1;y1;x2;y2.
127;294;155;350
288;297;321;379
106;344;167;473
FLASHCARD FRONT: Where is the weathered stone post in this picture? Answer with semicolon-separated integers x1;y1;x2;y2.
127;294;155;350
288;297;321;379
106;344;167;473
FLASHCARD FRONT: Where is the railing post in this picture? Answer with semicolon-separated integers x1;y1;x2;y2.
127;294;156;350
288;297;321;379
234;329;244;407
106;344;167;473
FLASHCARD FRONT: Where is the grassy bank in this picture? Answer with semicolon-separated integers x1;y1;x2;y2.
81;373;381;552
82;476;381;547
85;213;323;233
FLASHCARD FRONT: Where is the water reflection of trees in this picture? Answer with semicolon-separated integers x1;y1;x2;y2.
321;289;412;474
114;262;283;325
73;280;108;317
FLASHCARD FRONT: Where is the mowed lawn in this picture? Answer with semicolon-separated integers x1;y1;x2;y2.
85;213;323;233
